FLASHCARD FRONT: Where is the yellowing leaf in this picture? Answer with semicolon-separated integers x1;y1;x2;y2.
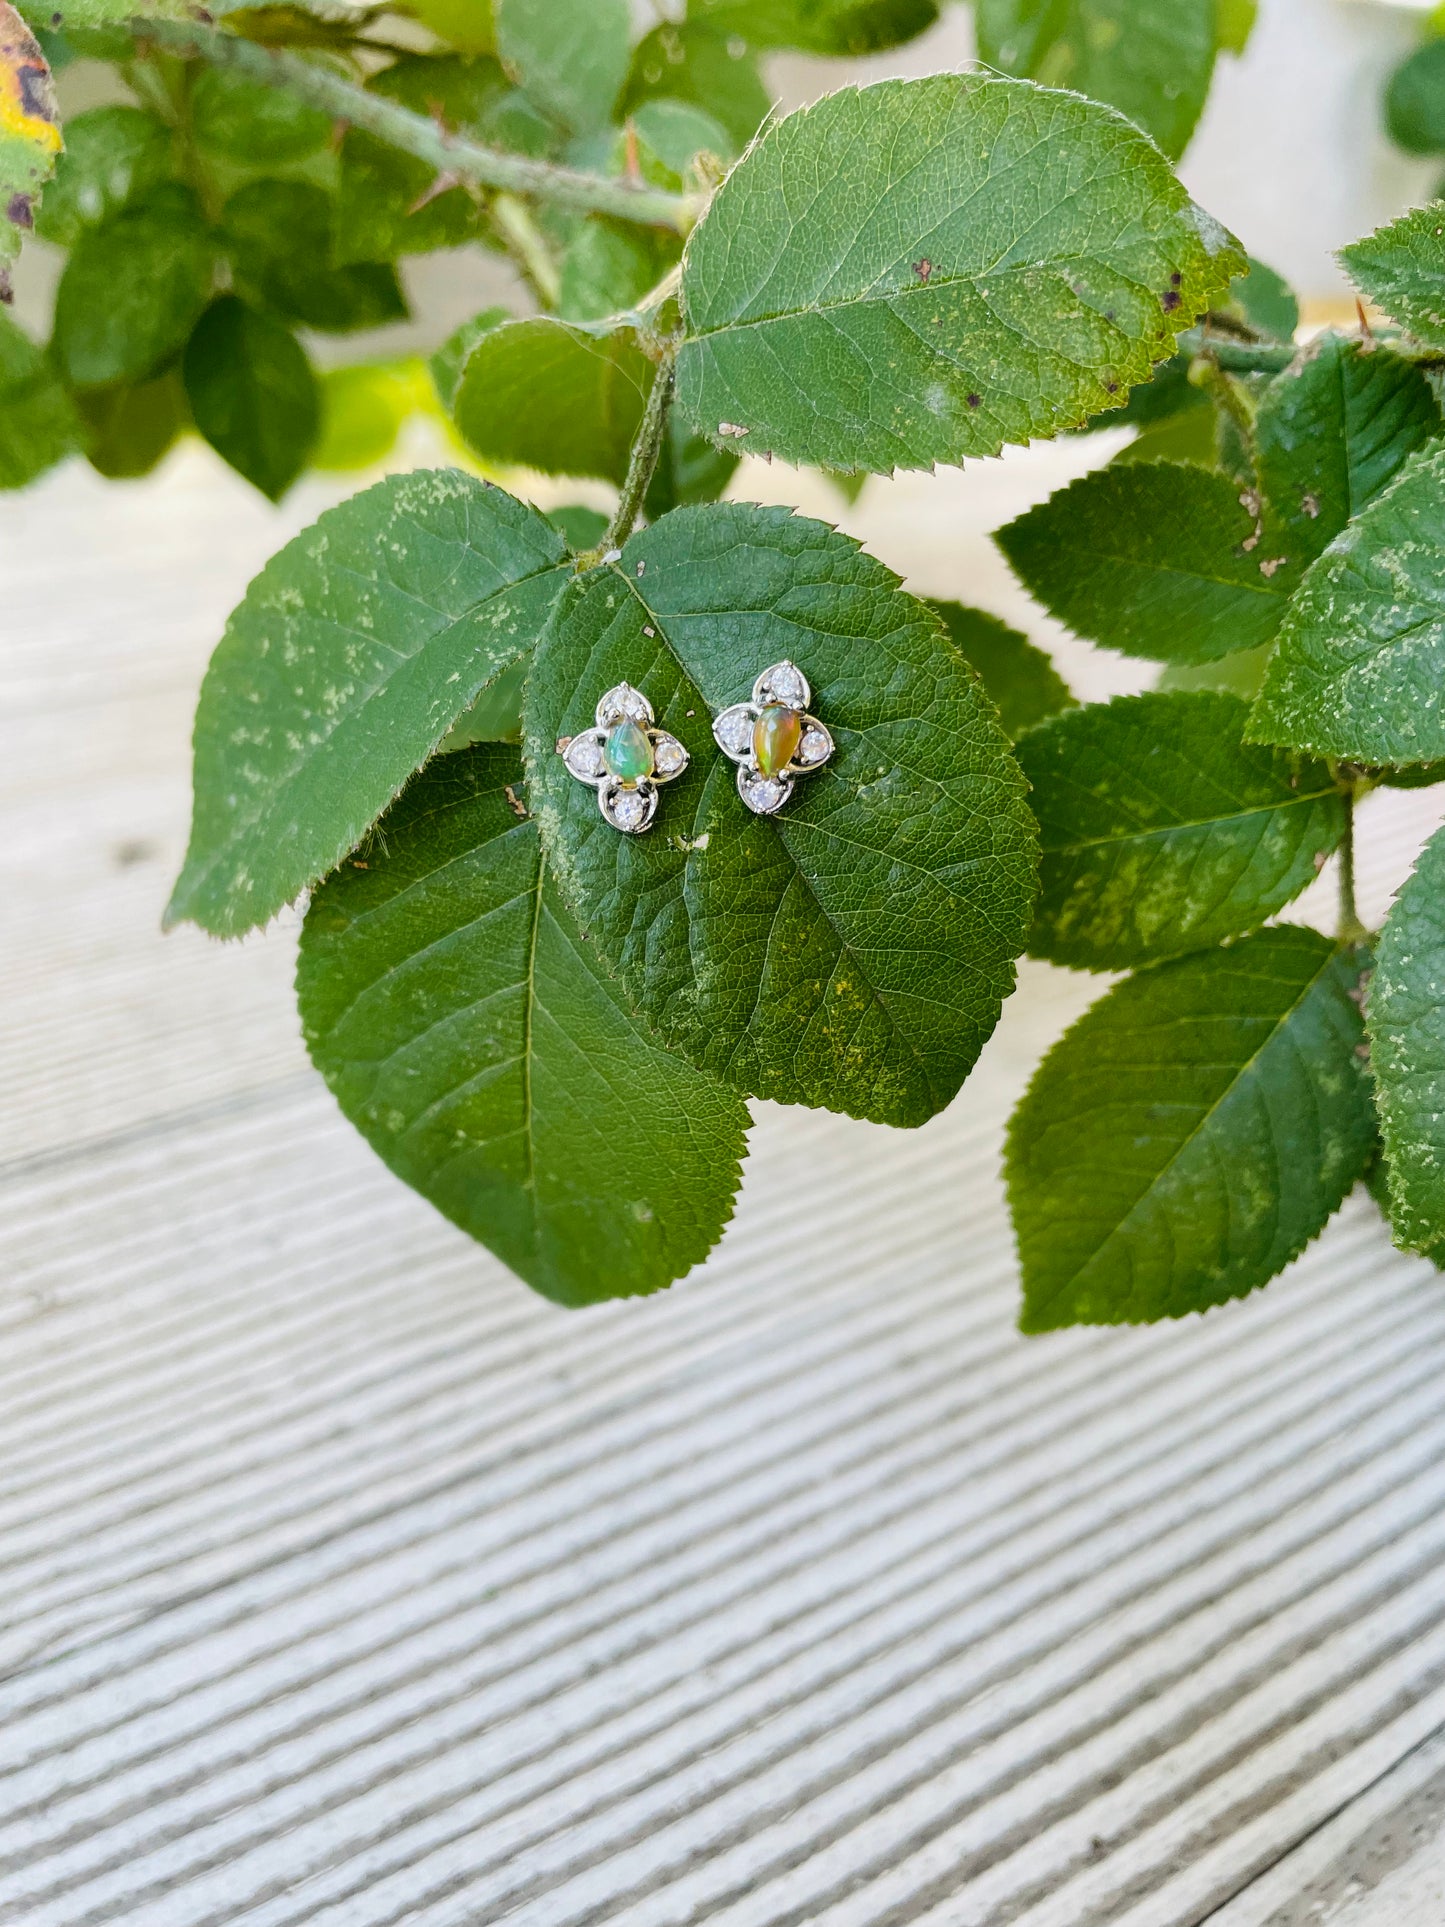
0;2;60;300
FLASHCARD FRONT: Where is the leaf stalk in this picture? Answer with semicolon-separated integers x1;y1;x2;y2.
601;356;675;553
138;17;702;233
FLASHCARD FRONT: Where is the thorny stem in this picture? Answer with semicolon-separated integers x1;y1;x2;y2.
601;358;675;553
139;17;701;233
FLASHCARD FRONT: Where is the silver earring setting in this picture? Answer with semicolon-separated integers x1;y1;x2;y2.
712;661;833;816
559;683;689;834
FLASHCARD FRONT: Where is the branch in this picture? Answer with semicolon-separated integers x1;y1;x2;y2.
139;16;701;233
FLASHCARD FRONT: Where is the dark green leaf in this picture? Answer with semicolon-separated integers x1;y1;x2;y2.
926;600;1075;739
495;0;629;133
996;461;1287;665
688;0;938;56
0;310;80;488
1366;1146;1445;1270
429;304;508;412
33;104;173;247
546;503;608;551
621;23;771;149
642;411;739;519
676;76;1244;475
1342;203;1445;351
1007;927;1376;1329
53;184;215;388
1017;691;1345;970
1094;351;1209;431
167;469;569;936
78;367;186;478
524;502;1038;1129
223;179;407;333
1366;821;1445;1251
1111;406;1217;468
1228;255;1299;341
190;61;333;162
1387;41;1445;156
451;316;654;485
298;744;748;1306
1249;445;1445;765
1253;332;1441;585
182;296;319;501
974;0;1217;160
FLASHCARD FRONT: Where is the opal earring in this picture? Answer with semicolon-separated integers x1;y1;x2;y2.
712;661;834;816
559;683;689;834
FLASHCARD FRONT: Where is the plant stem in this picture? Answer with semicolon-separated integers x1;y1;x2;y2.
139;17;701;232
1176;329;1297;375
490;193;561;308
1337;787;1367;944
603;359;674;552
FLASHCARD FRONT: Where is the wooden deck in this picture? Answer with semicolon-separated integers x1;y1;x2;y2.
5;444;1445;1926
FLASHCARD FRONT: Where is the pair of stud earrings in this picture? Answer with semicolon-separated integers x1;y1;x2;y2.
558;660;834;835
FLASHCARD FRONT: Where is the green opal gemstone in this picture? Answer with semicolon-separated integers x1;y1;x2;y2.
754;704;803;776
604;717;654;783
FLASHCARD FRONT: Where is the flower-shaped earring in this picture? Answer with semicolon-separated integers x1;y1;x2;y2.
559;682;689;834
712;660;834;815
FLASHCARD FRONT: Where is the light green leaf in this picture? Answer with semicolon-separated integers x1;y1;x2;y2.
1111;406;1217;468
687;0;938;57
223;180;407;334
429;304;508;412
401;0;495;54
52;183;215;388
676;75;1243;475
1386;42;1445;157
1007;926;1376;1330
1249;445;1445;765
299;744;748;1306
495;0;629;134
313;362;413;472
1217;0;1257;57
975;0;1217;161
183;296;319;501
621;24;770;149
1342;203;1445;351
1366;822;1445;1251
167;469;570;936
190;61;332;162
33;104;173;248
451;315;654;485
627;98;733;180
1158;641;1274;699
925;600;1075;739
78;367;185;478
1253;332;1441;586
0;309;80;489
1016;691;1345;970
524;502;1038;1129
557;216;677;324
996;461;1287;664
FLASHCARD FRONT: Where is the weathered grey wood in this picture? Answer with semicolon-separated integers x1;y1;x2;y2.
5;446;1445;1926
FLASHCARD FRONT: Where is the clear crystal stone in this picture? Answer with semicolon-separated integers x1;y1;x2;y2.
713;704;756;758
756;661;808;710
738;767;792;815
596;683;652;728
652;733;688;777
797;723;833;767
601;782;655;833
563;731;606;781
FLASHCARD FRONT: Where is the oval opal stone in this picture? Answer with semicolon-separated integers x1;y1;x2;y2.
753;704;803;776
604;718;654;783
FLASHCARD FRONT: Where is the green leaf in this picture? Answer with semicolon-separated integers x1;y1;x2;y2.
621;24;770;150
642;411;739;519
1249;445;1445;765
627;98;733;180
1111;406;1217;468
1217;0;1257;57
1016;691;1345;970
996;461;1287;665
52;184;215;388
675;76;1243;475
32;104;173;247
313;362;412;471
687;0;938;56
0;309;80;488
1229;255;1299;341
546;502;608;550
925;600;1075;739
182;296;319;501
1253;332;1441;586
451;316;654;485
1158;641;1274;699
190;61;333;163
1006;927;1376;1330
401;0;495;54
495;0;629;134
1366;821;1445;1251
223;180;407;333
167;469;569;936
524;502;1038;1129
1387;41;1445;156
0;2;60;298
974;0;1217;160
1366;1145;1445;1270
78;367;186;478
429;304;508;412
298;744;748;1307
557;216;678;324
1094;350;1209;431
1342;203;1445;351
